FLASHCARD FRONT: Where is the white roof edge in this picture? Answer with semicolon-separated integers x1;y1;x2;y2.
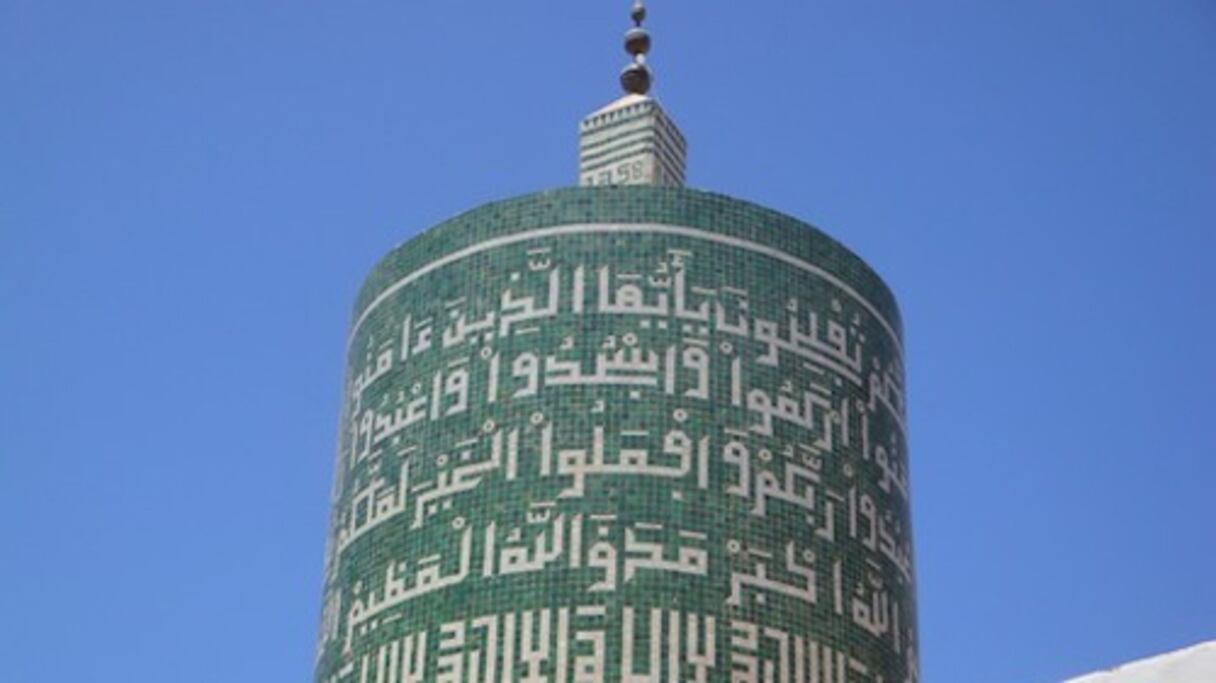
584;93;654;118
1064;641;1216;683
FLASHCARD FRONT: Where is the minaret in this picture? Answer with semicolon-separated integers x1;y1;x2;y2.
316;5;918;681
579;1;687;187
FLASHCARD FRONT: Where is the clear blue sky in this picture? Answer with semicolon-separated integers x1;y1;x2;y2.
2;2;1213;681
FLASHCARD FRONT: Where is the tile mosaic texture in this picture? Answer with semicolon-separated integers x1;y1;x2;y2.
316;186;916;682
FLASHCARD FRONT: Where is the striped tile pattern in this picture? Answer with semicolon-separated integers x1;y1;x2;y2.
579;94;686;187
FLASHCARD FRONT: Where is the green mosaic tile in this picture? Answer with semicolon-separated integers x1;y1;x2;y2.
316;186;916;682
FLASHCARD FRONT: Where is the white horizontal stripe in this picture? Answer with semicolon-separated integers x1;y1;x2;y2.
579;117;653;146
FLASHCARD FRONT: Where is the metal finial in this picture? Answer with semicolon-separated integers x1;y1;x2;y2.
621;1;652;95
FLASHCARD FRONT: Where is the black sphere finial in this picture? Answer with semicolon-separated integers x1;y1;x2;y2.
621;1;653;95
620;63;652;96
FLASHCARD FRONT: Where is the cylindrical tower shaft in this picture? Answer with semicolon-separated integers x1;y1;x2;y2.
315;186;916;682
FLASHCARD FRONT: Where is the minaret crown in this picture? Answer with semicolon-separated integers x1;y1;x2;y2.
578;1;687;187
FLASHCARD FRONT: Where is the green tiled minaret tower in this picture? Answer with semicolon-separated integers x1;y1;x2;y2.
316;4;917;681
